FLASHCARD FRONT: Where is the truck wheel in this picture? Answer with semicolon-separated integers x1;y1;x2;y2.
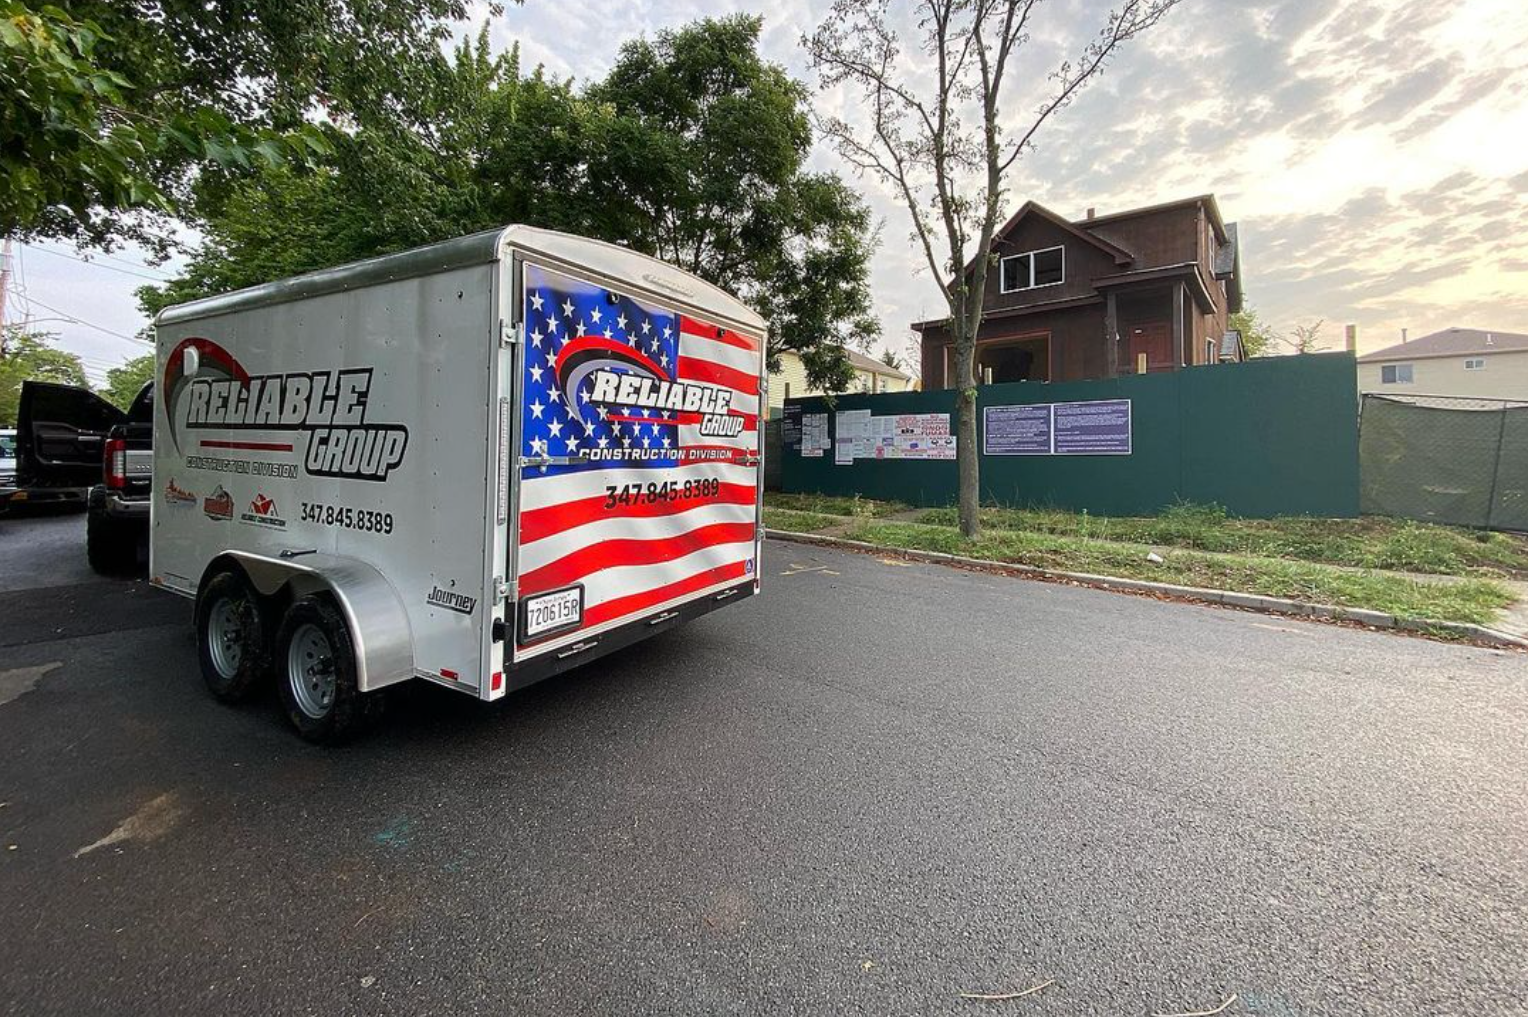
275;597;383;744
86;505;136;575
196;570;271;702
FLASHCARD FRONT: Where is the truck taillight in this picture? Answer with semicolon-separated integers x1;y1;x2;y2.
104;438;127;490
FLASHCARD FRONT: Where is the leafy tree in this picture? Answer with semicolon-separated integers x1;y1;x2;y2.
588;17;877;391
1229;305;1277;358
139;32;591;315
880;348;904;371
0;325;87;426
101;353;154;409
2;0;490;252
141;18;878;394
807;0;1180;537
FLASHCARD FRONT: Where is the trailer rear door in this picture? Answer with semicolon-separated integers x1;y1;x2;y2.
509;260;762;661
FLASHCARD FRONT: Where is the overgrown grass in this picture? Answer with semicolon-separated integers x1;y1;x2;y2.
844;521;1515;626
914;502;1528;578
762;508;842;533
764;492;906;518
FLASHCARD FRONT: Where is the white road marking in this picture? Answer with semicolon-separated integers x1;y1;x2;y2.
0;662;62;708
74;792;187;858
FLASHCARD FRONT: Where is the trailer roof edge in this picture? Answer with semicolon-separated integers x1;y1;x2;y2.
154;225;767;334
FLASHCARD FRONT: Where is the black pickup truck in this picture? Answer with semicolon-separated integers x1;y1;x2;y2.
16;380;153;573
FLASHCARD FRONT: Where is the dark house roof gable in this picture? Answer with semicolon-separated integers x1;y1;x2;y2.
1080;193;1229;245
960;201;1134;281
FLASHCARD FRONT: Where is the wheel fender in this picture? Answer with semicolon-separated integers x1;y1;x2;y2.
200;552;414;692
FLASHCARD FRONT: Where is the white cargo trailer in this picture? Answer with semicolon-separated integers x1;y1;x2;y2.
151;226;766;741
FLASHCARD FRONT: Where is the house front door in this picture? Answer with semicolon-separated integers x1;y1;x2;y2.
1127;322;1173;373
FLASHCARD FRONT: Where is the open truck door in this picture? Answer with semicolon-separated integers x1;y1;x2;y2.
507;259;764;667
16;381;126;491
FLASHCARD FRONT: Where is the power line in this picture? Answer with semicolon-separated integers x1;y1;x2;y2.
25;244;172;282
29;241;174;279
22;296;152;345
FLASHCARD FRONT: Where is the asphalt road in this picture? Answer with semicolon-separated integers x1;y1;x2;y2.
1;513;1524;1017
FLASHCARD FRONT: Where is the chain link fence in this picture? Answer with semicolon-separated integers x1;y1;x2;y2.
1360;393;1528;532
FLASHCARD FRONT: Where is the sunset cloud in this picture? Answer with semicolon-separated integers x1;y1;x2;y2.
22;0;1528;373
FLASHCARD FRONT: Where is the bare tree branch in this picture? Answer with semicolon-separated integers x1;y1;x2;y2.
805;0;1181;537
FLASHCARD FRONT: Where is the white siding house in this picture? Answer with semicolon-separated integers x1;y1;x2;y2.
768;348;915;408
1357;328;1528;401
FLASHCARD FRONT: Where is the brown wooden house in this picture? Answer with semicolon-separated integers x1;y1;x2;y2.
915;195;1245;387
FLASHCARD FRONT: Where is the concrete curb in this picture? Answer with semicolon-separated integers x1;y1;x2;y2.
765;528;1528;651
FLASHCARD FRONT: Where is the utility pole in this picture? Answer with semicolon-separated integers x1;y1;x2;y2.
0;238;12;333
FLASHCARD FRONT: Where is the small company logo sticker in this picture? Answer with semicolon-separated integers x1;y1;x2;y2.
203;485;234;521
426;583;477;616
240;491;287;528
165;478;196;506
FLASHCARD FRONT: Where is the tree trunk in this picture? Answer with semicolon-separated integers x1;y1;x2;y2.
952;330;981;538
956;384;980;537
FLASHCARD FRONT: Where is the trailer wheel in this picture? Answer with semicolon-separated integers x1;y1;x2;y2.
196;570;271;702
86;504;137;576
275;596;382;744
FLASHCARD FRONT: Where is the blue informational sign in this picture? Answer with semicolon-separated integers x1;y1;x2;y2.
983;404;1053;455
983;399;1132;456
1053;399;1132;455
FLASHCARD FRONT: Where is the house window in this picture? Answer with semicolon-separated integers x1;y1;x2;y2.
784;382;791;400
1465;358;1486;371
1000;246;1065;293
1206;339;1217;364
1381;364;1414;384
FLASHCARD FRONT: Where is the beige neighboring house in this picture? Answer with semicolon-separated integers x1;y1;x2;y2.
1357;328;1528;400
768;348;915;408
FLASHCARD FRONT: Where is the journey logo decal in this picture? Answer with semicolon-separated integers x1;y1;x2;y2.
203;485;234;521
239;491;286;529
164;337;409;482
426;584;477;616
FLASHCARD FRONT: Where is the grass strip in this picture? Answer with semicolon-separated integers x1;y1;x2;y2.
764;492;906;518
913;503;1528;578
843;520;1515;626
762;508;843;533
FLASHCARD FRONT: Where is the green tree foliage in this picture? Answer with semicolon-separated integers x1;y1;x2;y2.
2;0;488;251
139;33;588;311
101;352;154;409
139;17;877;393
1229;305;1277;358
0;325;87;426
588;18;876;391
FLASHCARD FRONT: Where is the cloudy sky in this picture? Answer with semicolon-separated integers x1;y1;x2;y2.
11;0;1528;382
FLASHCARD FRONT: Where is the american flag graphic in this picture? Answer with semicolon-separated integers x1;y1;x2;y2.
514;264;761;657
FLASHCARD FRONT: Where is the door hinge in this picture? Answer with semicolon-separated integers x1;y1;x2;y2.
493;576;511;603
499;320;520;348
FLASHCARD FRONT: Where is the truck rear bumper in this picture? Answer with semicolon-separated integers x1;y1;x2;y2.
90;486;151;520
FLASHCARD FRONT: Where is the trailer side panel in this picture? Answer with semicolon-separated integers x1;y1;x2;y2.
152;264;499;691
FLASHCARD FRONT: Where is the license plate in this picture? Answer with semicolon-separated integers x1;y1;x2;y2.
522;586;583;639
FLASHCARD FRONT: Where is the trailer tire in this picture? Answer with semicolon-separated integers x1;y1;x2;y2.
86;504;137;576
275;596;382;744
196;570;271;703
